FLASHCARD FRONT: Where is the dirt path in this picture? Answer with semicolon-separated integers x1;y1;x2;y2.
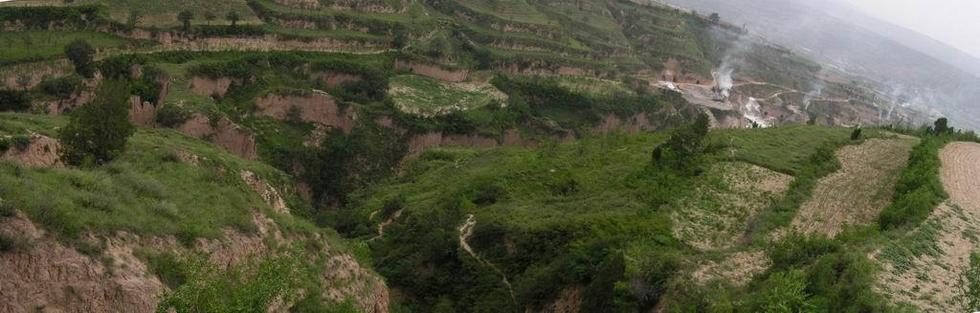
458;214;516;304
368;209;403;242
792;137;918;237
875;142;980;311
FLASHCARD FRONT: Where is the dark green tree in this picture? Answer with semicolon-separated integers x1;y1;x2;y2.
58;80;135;166
226;11;240;27
850;128;862;140
654;112;710;170
203;11;215;25
64;40;95;78
178;10;194;32
709;13;721;24
934;117;950;134
0;89;32;112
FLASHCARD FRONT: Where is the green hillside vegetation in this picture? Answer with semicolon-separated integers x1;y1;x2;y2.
0;113;312;245
0;31;135;65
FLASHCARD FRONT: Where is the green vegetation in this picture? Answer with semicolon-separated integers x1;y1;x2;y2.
0;31;130;66
0;112;306;244
65;39;97;78
0;90;32;112
58;80;135;165
388;74;503;116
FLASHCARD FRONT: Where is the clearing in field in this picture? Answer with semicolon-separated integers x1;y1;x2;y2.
792;136;919;236
875;142;980;312
387;74;507;117
672;162;793;251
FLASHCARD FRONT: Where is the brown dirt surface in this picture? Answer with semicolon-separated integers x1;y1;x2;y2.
692;250;771;287
792;137;919;237
672;162;792;251
874;142;980;312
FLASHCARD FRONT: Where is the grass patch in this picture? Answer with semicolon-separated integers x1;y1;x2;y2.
388;74;504;116
0;31;133;65
0;113;303;244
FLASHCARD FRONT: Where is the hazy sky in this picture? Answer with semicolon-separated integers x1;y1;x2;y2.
842;0;980;59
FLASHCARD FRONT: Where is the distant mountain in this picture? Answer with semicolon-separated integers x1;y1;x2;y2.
656;0;980;130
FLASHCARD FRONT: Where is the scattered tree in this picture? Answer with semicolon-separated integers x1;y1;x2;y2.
64;40;95;78
709;13;721;24
203;12;216;25
178;10;194;32
850;128;862;140
59;80;135;166
226;11;240;27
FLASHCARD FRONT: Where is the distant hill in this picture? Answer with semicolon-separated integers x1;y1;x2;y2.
656;0;980;130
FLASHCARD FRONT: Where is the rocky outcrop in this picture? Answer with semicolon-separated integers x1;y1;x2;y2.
240;170;291;215
394;61;469;82
0;214;165;313
129;96;157;126
1;134;62;168
178;114;258;160
255;91;356;133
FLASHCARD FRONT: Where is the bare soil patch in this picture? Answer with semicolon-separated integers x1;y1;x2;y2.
792;137;918;237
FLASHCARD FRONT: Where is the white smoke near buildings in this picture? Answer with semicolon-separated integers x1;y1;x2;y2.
713;63;735;98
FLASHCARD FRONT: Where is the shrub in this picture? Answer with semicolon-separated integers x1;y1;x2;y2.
155;103;192;128
59;80;135;166
65;40;95;78
850;128;862;140
0;89;32;112
11;135;31;151
39;75;83;98
878;137;947;230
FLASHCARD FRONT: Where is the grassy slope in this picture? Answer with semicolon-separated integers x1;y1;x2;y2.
350;125;870;311
0;113;314;244
0;31;133;64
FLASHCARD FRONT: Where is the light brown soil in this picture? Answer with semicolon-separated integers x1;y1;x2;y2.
0;134;63;168
792;137;918;237
692;250;771;287
875;142;980;312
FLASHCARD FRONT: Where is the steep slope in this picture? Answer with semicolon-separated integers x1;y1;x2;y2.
0;113;388;312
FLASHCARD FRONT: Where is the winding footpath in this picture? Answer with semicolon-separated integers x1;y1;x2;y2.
458;214;517;304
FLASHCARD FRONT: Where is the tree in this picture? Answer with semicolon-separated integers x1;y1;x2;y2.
709;13;721;24
652;112;711;174
64;40;95;78
203;11;215;25
59;80;135;166
850;128;862;140
0;89;32;112
934;117;950;134
127;9;143;27
226;11;240;27
178;10;194;32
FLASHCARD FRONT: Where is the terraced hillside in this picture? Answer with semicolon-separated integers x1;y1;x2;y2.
0;1;973;312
